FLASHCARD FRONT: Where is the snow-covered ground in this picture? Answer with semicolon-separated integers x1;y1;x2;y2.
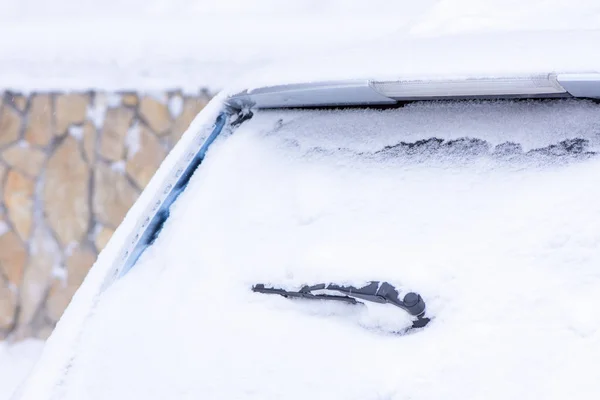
1;0;600;91
0;341;44;400
20;100;600;399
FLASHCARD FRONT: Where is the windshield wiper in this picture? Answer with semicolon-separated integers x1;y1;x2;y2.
252;281;430;329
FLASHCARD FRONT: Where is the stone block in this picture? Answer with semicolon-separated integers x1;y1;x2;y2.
44;137;90;246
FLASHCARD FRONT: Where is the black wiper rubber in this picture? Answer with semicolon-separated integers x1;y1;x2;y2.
252;284;359;305
252;281;430;330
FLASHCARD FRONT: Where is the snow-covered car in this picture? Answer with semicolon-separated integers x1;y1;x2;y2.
14;32;600;400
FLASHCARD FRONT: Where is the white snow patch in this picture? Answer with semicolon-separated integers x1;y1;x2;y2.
0;221;9;237
86;102;106;130
168;95;183;119
63;242;78;257
68;125;83;140
125;122;141;159
110;161;126;173
51;265;67;283
410;0;600;36
0;340;45;400
106;93;122;108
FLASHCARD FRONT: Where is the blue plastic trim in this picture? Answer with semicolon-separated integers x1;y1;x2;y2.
118;112;228;277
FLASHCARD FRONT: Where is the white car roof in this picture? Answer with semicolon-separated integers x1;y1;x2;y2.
226;30;600;108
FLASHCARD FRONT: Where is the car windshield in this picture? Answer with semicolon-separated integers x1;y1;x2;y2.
36;100;600;399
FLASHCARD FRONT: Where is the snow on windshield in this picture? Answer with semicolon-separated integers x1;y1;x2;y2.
52;100;600;399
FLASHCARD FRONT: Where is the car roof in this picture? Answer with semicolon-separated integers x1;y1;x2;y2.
226;30;600;109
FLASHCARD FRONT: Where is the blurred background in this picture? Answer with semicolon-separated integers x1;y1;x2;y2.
1;0;599;398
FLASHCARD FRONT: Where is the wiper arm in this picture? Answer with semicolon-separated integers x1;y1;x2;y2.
252;281;430;329
252;284;360;305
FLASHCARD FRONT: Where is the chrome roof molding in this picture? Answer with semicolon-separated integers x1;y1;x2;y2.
227;72;600;109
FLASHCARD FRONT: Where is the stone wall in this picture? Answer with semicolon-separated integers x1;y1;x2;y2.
0;90;211;340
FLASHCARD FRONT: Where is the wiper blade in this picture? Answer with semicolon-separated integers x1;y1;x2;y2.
252;281;430;329
252;284;360;305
